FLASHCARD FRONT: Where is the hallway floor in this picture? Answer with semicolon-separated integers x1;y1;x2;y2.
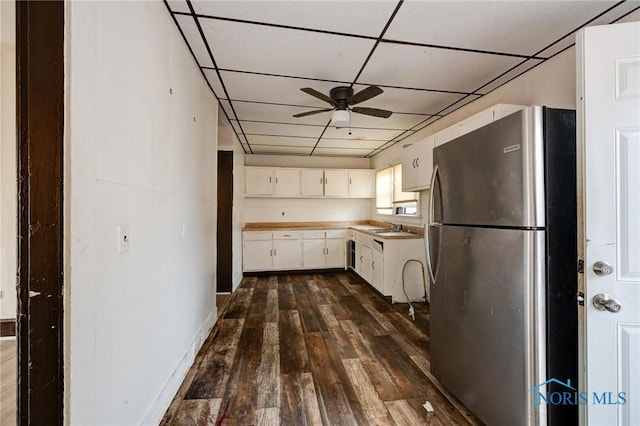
161;271;479;425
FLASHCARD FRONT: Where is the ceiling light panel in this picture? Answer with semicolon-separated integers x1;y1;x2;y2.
312;147;374;157
198;18;376;80
360;42;522;94
385;1;615;56
191;1;398;37
250;145;313;155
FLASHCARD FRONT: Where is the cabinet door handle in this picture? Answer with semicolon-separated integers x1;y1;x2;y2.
270;249;273;256
412;158;416;168
360;255;363;263
372;261;375;269
269;176;272;183
349;178;352;185
273;249;277;256
283;234;290;237
275;177;278;184
320;177;323;184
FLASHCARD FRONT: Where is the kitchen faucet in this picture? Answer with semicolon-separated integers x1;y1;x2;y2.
386;222;402;232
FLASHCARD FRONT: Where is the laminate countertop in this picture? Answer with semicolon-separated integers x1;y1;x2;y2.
243;221;424;240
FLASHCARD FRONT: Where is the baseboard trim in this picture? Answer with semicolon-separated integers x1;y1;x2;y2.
140;307;217;425
232;271;243;291
0;319;16;337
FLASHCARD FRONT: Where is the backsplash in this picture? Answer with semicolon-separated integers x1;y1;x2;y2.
244;197;370;223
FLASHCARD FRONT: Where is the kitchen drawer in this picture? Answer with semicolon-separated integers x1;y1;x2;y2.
326;229;348;239
243;231;272;241
302;230;326;239
272;230;302;240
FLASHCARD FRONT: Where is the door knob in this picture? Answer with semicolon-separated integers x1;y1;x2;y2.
593;261;614;276
592;294;622;313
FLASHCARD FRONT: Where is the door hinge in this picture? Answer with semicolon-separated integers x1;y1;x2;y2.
577;292;585;306
577;259;584;274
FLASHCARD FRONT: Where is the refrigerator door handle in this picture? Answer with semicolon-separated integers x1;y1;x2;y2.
425;165;441;284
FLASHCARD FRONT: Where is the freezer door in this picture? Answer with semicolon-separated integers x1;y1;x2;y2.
430;225;546;426
432;107;545;228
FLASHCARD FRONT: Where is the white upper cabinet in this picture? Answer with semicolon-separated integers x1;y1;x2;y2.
324;169;349;197
245;166;374;198
245;167;273;196
274;168;301;197
348;169;375;198
402;135;435;191
300;169;325;196
434;104;524;147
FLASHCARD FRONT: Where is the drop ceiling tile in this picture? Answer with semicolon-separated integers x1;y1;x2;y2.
359;42;522;93
312;147;373;157
323;126;404;141
217;70;342;108
175;15;213;67
475;59;544;95
191;1;397;38
231;101;331;126
197;17;376;81
166;0;189;14
251;145;313;155
246;135;319;148
355;84;473;115
536;3;640;58
316;138;384;150
349;112;428;131
241;121;324;138
385;1;616;57
202;69;226;99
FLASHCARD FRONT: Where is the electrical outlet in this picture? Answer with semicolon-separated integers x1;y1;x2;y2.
118;224;130;253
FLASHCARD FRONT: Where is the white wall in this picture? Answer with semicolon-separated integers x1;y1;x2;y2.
65;2;218;425
244;154;371;223
232;135;246;290
0;0;16;320
371;47;578;227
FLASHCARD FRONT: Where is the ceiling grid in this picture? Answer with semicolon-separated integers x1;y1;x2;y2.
164;0;640;158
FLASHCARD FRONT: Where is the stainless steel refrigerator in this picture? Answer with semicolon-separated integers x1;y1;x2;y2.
425;106;577;426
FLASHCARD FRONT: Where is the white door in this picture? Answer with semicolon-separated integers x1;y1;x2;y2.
371;249;384;294
578;21;640;426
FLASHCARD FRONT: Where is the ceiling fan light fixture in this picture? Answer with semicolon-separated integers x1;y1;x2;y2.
331;109;350;128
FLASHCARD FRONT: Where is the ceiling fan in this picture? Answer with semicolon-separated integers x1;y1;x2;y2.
293;85;393;128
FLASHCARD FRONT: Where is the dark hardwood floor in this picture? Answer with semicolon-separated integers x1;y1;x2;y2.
161;271;480;425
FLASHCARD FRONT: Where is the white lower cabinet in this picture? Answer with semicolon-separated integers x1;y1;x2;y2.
243;240;273;271
355;242;372;283
372;248;384;294
244;229;345;272
272;239;303;269
325;238;346;268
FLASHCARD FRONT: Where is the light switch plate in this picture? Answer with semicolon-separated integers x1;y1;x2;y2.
118;224;130;253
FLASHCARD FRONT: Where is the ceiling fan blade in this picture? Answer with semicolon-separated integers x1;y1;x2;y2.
300;87;334;104
351;107;392;118
347;86;383;105
292;108;332;118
